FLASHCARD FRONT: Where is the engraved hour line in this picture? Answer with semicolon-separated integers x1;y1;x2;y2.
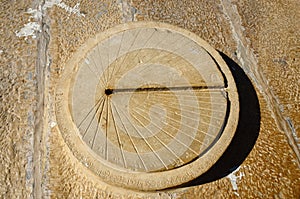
111;35;191;81
152;90;228;96
134;105;214;142
135;96;226;114
107;29;155;84
106;28;188;85
82;97;105;139
91;96;106;150
131;108;199;155
78;95;104;133
134;100;224;121
106;42;182;85
137;36;193;69
112;28;157;80
107;31;125;85
107;35;110;87
102;32;214;84
106;29;143;85
139;34;189;64
135;102;220;139
150;92;224;105
62;29;197;84
109;100;127;168
88;52;107;87
147;92;226;105
144;94;227;117
111;102;147;171
117;105;169;170
84;58;103;85
105;95;109;160
110;29;175;79
96;42;108;85
77;94;105;128
136;99;223;130
135;94;226;115
89;37;109;84
131;108;193;162
135;97;223;124
101;37;112;85
113;27;177;81
130;111;185;162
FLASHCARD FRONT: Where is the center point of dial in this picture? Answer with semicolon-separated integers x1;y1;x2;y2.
104;88;113;96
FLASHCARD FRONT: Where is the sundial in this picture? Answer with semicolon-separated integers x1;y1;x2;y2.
55;22;239;190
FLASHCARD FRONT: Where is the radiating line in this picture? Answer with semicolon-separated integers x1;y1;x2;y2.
91;97;106;149
85;56;101;78
109;99;127;168
96;42;108;85
107;31;124;84
105;96;109;160
146;94;227;110
83;58;103;84
137;98;225;121
131;107;201;153
200;119;225;130
127;90;227;105
131;28;181;66
105;28;189;85
141;28;157;47
111;102;147;171
136;96;226;114
134;105;215;141
125;29;158;64
110;36;187;81
88;51;107;87
117;105;168;170
82;97;105;139
106;29;143;85
144;92;226;105
107;29;156;84
134;36;192;67
105;35;111;88
78;95;105;128
131;109;189;163
144;94;225;109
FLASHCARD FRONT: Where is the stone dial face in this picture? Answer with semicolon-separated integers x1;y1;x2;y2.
56;22;239;190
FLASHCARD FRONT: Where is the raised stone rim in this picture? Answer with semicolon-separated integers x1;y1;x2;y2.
55;21;239;191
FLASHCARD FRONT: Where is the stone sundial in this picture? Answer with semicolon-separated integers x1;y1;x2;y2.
55;22;239;191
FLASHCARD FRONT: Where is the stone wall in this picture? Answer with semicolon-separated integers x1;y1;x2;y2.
1;0;299;198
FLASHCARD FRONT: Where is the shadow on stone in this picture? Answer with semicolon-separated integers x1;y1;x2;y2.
178;51;261;188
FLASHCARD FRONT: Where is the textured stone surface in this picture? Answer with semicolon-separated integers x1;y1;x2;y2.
0;0;299;198
233;0;300;156
0;1;38;198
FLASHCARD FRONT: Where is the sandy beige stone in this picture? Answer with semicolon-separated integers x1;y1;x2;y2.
1;0;299;198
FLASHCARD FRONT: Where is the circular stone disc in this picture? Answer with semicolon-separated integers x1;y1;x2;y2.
55;22;239;191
